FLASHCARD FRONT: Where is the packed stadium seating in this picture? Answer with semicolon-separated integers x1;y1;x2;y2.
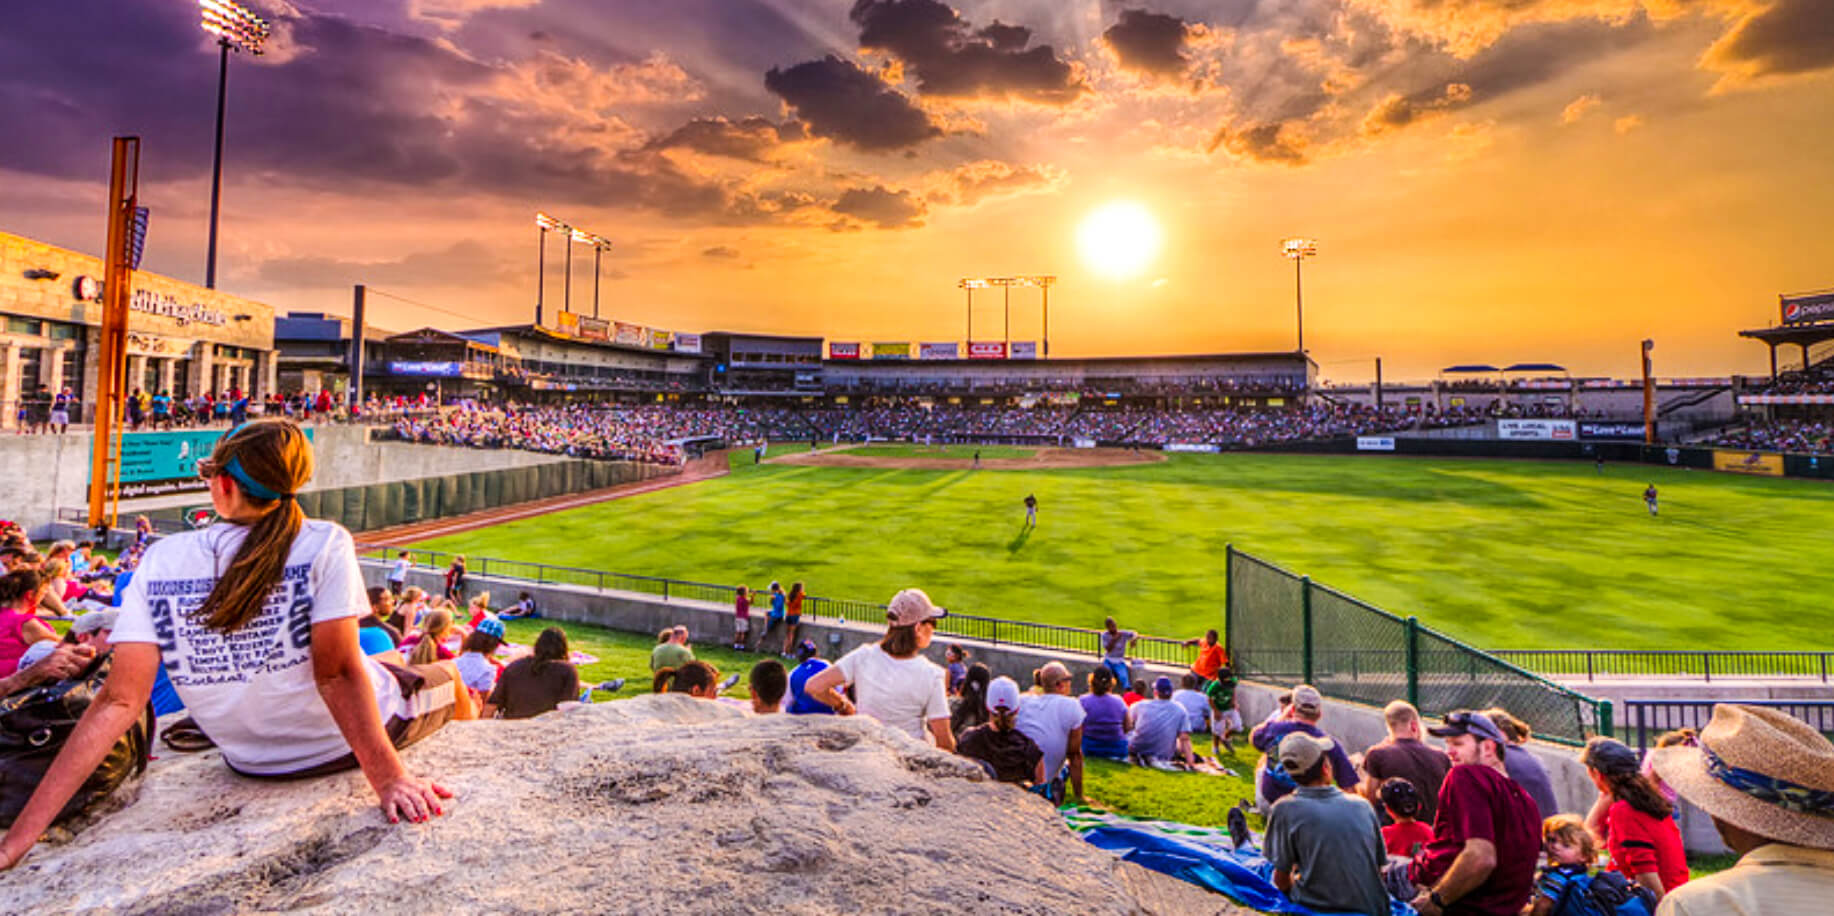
1705;419;1834;455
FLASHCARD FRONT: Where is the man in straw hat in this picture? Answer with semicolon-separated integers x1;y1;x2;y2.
1650;703;1834;915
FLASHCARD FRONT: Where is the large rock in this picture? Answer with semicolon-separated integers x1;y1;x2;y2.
4;696;1238;914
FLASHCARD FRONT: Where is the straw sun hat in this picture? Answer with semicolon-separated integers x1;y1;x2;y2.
1650;704;1834;851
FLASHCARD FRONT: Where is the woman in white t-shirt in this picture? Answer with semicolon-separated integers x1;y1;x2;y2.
0;420;459;872
804;588;954;750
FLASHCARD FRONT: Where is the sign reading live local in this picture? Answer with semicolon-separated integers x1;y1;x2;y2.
1496;419;1576;440
1781;291;1834;326
92;428;314;498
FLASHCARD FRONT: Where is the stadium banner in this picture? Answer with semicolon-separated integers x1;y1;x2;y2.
650;330;672;350
829;342;861;359
613;321;644;346
871;342;911;360
1010;341;1038;359
577;316;610;342
1738;394;1834;405
554;310;580;336
388;360;463;377
1356;436;1396;451
1578;421;1645;440
1497;419;1576;440
918;342;958;360
1164;443;1221;453
92;428;313;497
967;341;1008;359
1072;437;1097;449
1781;291;1834;326
1712;450;1784;477
672;332;701;354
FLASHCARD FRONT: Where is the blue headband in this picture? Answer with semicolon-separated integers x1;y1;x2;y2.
1702;741;1834;818
223;456;288;502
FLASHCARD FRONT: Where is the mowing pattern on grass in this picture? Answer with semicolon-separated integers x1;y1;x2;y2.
424;453;1834;652
843;444;1036;459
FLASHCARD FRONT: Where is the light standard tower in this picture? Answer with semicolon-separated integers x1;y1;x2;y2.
1281;237;1317;352
199;0;269;289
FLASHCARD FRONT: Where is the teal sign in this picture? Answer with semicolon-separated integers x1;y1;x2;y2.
92;427;314;499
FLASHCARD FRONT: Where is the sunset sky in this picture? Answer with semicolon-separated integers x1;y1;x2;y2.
4;0;1832;381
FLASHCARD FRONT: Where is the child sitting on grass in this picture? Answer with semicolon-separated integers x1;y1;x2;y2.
1379;778;1433;858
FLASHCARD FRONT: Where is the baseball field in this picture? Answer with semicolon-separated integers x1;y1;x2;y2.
416;449;1834;651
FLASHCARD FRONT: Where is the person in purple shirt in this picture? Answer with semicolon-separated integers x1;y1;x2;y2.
1079;667;1130;760
1250;684;1358;806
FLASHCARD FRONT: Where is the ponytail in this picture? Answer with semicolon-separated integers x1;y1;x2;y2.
195;420;314;633
409;609;452;665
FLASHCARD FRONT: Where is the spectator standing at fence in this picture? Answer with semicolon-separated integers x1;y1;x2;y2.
1582;737;1687;902
732;586;751;651
1079;667;1130;762
1252;685;1358;806
757;581;787;653
1409;710;1541;916
1363;700;1453;823
1016;661;1087;802
444;555;467;603
1265;732;1389;916
388;551;412;597
1098;617;1136;688
803;588;951;749
1484;707;1559;820
780;581;805;657
1649;704;1834;915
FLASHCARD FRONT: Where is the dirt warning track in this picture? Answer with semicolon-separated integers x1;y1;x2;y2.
768;446;1164;471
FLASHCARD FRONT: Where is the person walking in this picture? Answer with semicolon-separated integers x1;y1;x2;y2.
1023;493;1038;527
1644;483;1659;517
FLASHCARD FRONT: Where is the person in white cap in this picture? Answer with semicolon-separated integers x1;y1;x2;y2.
1650;704;1834;915
803;588;954;750
955;676;1043;786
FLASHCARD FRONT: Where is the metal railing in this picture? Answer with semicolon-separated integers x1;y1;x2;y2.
1494;650;1834;683
356;543;1199;669
1623;699;1834;755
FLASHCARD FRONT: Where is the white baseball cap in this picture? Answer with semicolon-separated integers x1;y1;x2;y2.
986;676;1021;713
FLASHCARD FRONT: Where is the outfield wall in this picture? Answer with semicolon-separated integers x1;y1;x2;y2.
356;561;1745;851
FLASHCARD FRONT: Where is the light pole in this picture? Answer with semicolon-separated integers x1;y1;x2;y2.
535;212;569;325
199;0;268;290
570;229;611;319
1282;237;1317;352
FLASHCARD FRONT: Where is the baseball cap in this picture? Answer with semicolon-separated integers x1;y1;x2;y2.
1278;732;1336;775
71;609;119;636
986;676;1021;713
1582;737;1641;776
1379;777;1422;817
886;588;947;627
1152;676;1175;697
475;616;506;640
795;639;820;662
1428;710;1508;746
1292;684;1323;715
16;639;59;674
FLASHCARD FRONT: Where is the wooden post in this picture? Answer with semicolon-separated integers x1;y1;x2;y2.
88;136;139;530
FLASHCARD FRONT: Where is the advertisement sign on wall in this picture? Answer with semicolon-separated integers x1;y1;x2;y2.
673;332;701;354
967;341;1007;359
554;311;580;336
1578;421;1645;441
1781;291;1834;326
829;342;861;359
388;361;463;377
614;322;644;346
918;342;958;360
577;317;610;342
1009;341;1038;359
650;330;672;350
1497;419;1576;440
872;342;912;360
94;428;313;497
1712;450;1784;477
1356;436;1396;451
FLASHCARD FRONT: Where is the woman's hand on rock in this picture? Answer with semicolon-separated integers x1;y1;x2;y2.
377;774;453;824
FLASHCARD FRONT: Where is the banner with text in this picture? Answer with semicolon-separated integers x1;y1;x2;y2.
1497;419;1576;440
829;342;861;359
1712;450;1784;477
614;321;644;346
1578;421;1645;441
1010;341;1038;359
1781;291;1834;326
650;330;673;350
672;332;701;354
968;341;1008;359
919;342;958;360
578;316;610;342
93;428;313;498
1356;436;1396;451
554;311;580;336
871;342;911;360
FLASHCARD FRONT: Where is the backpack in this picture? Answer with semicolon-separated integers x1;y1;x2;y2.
0;651;155;828
1550;868;1657;916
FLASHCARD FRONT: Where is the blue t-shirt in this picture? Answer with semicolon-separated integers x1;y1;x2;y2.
1128;698;1189;760
109;570;134;608
787;658;834;715
149;666;185;716
357;626;397;657
1251;719;1360;803
769;592;787;620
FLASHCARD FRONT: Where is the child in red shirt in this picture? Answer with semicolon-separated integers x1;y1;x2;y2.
1380;777;1435;857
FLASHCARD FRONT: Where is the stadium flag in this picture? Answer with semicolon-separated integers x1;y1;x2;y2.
1010;341;1038;359
829;342;861;359
1712;450;1784;477
968;341;1007;359
872;342;912;360
1781;291;1834;326
554;311;580;336
651;329;672;350
673;332;701;353
577;316;610;341
918;342;958;360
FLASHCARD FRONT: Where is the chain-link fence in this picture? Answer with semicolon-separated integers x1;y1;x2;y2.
1226;545;1610;745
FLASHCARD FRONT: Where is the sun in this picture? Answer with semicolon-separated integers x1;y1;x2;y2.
1077;201;1162;279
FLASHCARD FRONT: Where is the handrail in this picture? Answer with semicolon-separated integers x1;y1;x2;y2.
1494;649;1834;683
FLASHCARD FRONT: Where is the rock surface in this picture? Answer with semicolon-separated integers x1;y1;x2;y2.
4;696;1240;914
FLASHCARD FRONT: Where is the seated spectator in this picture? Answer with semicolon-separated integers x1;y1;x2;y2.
653;660;722;699
1186;628;1227;684
0;640;93;698
1171;672;1212;736
950;662;992;737
1016;661;1087;803
0;569;58;675
483;627;579;719
1641;727;1695;807
1128;676;1194;767
650;625;693;673
388;586;427;634
1098;617;1136;687
1265;732;1389;916
1362;700;1452;824
360;587;404;655
403;609;456;664
465;592;493;629
1251;684;1358;806
955;676;1044;786
1484;707;1558;819
1121;678;1146;707
454;617;506;702
1409;710;1541;916
803;588;953;749
748;659;787;714
786;640;838;716
1079;667;1131;762
1649;703;1834;915
499;591;538;621
1582;737;1687;902
1381;778;1434;858
1528;815;1613;916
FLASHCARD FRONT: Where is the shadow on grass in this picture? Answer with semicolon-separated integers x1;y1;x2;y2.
1007;522;1034;553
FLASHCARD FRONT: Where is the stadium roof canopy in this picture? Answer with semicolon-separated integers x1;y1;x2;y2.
1440;364;1500;373
1502;362;1566;372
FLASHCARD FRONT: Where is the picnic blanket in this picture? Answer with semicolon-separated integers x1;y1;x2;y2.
1061;806;1416;916
493;642;600;667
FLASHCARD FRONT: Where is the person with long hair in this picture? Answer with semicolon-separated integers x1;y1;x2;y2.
404;609;457;665
780;581;805;657
0;569;58;674
955;677;1044;786
482;626;578;719
652;660;722;699
1582;737;1688;901
0;420;457;871
803;588;953;750
950;662;993;737
1079;666;1131;762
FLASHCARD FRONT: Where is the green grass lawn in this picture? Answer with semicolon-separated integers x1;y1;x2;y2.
844;444;1036;459
421;452;1834;651
1082;750;1264;831
504;617;759;700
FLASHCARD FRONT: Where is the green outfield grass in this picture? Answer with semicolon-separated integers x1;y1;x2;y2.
842;444;1036;459
418;452;1834;651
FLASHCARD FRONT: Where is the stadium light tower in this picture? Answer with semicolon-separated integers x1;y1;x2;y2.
572;228;612;319
199;0;269;290
535;212;570;325
1282;237;1317;352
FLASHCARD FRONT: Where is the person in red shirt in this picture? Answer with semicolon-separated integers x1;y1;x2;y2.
1381;777;1435;858
1410;710;1541;916
1582;737;1688;902
1185;628;1227;683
